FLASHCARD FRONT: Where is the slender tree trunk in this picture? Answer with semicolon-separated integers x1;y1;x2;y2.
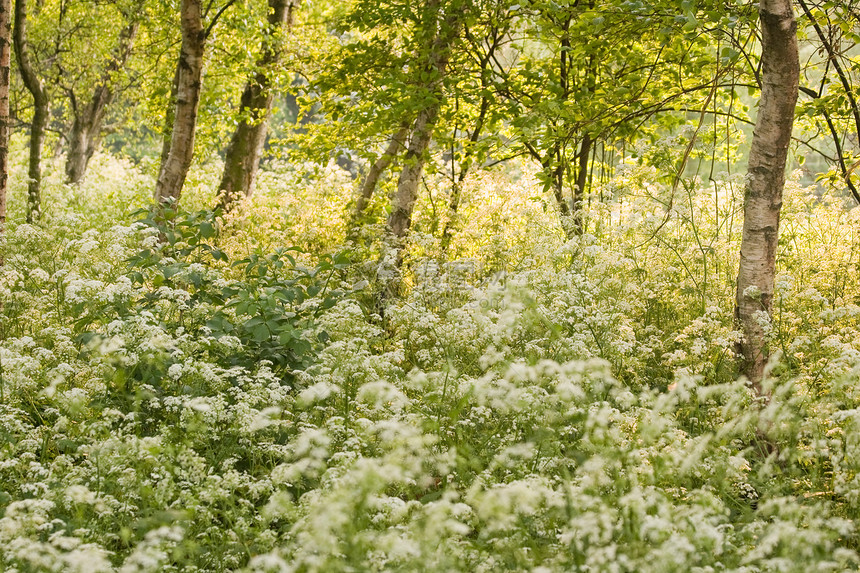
546;145;577;238
66;21;138;184
439;20;509;254
572;132;591;236
14;0;48;223
0;0;10;238
216;0;298;212
66;102;95;185
154;0;206;206
388;114;436;239
440;179;463;254
350;124;410;225
572;13;596;237
158;61;181;180
735;0;799;388
386;3;461;243
554;14;574;239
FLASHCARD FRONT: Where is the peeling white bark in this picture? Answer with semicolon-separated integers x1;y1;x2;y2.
736;0;799;387
154;0;206;206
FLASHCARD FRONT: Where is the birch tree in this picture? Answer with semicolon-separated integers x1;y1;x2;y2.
386;0;463;243
349;123;410;229
735;0;799;388
154;0;235;207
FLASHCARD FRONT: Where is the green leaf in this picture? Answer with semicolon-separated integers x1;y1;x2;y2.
251;323;270;342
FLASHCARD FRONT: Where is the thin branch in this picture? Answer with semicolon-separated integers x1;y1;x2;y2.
204;0;236;39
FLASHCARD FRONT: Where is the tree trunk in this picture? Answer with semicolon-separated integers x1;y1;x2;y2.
216;0;298;212
388;114;435;239
387;6;461;243
158;61;181;181
439;177;463;255
66;21;139;184
154;0;206;206
66;105;96;186
14;0;48;223
546;146;577;238
350;124;410;226
735;0;799;388
572;132;591;236
0;0;10;236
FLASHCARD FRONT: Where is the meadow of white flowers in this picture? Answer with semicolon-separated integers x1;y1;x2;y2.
2;152;860;571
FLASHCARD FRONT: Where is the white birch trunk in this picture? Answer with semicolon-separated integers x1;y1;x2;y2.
736;0;799;387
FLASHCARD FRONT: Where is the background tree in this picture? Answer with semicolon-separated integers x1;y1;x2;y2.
14;0;48;223
154;0;206;206
386;0;465;246
438;0;512;253
64;15;140;184
349;123;410;230
492;0;753;239
0;0;9;235
4;0;148;206
216;0;300;212
792;0;860;203
297;0;482;246
154;0;236;207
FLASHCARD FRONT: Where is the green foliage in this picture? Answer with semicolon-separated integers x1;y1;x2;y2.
114;207;348;379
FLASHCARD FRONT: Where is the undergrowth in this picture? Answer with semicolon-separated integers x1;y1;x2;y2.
1;151;860;571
